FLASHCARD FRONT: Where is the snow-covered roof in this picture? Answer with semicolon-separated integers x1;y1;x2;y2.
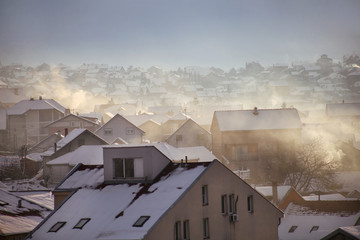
56;128;87;149
0;189;51;236
213;108;302;131
14;191;54;210
335;226;360;239
7;99;66;115
279;201;360;240
326;103;360;117
30;163;211;240
57;165;104;189
168;112;190;121
46;145;105;166
303;193;357;201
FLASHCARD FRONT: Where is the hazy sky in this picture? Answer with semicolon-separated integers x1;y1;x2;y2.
0;0;359;69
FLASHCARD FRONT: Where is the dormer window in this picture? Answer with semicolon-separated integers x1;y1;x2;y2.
114;158;134;178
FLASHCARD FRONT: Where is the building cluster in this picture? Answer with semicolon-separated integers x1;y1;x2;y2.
0;55;360;239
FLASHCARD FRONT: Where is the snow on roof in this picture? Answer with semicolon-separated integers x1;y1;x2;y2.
213;108;302;131
56;128;87;149
45;114;99;128
0;189;51;236
123;114;168;126
255;186;291;201
176;146;216;162
7;99;66;115
168;112;190;121
279;201;360;240
303;193;356;201
326;103;360;117
46;145;105;166
338;226;360;239
30;163;210;240
57;166;104;189
14;191;54;210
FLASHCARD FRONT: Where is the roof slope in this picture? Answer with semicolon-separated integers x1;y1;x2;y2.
29;163;210;240
7;99;66;115
213;108;302;131
279;201;360;240
45;113;100;127
46;145;104;166
0;189;51;236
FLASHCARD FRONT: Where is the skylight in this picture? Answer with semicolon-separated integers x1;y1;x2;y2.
133;216;150;227
73;218;91;229
288;226;297;233
49;222;66;232
0;200;8;206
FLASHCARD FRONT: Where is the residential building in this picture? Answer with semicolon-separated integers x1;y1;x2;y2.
6;97;66;151
279;200;360;240
45;113;100;136
211;108;302;183
95;113;144;144
28;145;283;240
166;118;212;150
160;112;190;140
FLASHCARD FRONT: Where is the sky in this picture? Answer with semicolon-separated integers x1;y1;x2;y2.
0;0;359;70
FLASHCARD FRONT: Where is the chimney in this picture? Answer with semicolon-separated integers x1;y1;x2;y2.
18;199;22;208
64;128;68;136
180;159;184;167
54;142;57;153
30;97;34;101
272;181;278;205
185;156;188;166
253;107;259;115
39;96;42;100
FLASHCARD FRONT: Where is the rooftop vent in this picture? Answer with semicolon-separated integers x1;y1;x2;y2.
30;97;34;101
39;96;42;100
253;107;259;115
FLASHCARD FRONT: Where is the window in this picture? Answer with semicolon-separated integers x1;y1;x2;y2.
73;218;90;229
126;127;135;135
288;226;298;233
183;220;190;240
221;194;227;215
104;128;113;135
310;226;319;232
39;110;52;122
203;218;210;239
202;185;208;206
229;194;235;214
114;158;134;178
247;195;254;213
133;216;150;227
176;134;183;142
174;221;181;240
49;222;66;232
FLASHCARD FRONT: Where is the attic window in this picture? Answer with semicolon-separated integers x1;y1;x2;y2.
126;127;135;135
288;226;297;233
0;200;8;206
73;218;91;229
310;226;319;232
133;216;150;227
49;222;66;232
104;128;113;135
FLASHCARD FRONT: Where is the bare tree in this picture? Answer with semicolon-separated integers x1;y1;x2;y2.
286;137;341;192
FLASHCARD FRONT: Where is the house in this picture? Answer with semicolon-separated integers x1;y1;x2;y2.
95;113;144;144
0;189;52;240
278;200;360;240
166;118;212;150
46;145;105;185
160;112;190;140
255;185;304;210
6;97;67;151
210;108;302;183
45;113;100;136
22;132;64;178
28;145;283;240
321;226;360;240
139;119;162;143
326;102;360;125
